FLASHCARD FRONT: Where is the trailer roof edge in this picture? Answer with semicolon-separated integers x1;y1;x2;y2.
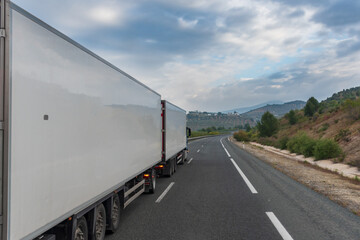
9;2;161;97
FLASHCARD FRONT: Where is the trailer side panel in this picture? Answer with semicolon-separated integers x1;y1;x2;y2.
9;7;161;240
164;101;186;160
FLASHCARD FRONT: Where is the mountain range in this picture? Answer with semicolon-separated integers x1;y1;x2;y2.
187;100;306;131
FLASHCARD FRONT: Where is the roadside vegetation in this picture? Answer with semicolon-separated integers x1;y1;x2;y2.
190;126;237;138
233;86;360;167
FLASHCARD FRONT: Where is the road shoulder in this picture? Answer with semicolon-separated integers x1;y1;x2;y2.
229;138;360;216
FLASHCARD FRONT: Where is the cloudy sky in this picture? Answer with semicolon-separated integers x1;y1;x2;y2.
13;0;360;112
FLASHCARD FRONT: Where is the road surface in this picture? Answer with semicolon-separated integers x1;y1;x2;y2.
106;135;360;240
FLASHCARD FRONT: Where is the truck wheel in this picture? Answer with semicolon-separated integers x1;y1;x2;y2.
173;158;177;173
149;169;156;193
74;216;88;240
109;195;120;233
95;204;106;240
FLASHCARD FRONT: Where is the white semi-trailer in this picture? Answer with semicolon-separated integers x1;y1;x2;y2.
0;2;189;240
157;101;188;176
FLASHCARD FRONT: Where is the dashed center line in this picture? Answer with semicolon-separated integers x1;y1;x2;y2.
230;158;258;194
155;182;175;203
197;149;200;153
266;212;294;240
187;158;194;164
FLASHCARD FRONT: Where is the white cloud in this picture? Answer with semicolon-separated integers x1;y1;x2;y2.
178;17;199;29
88;7;120;25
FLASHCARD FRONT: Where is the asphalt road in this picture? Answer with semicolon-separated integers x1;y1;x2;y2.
106;135;360;240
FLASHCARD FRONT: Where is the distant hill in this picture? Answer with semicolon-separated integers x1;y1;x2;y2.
186;111;253;131
323;86;360;103
187;100;306;131
241;100;306;122
222;101;283;114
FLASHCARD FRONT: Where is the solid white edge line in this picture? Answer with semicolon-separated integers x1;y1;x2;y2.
220;138;231;157
155;182;175;203
266;212;294;240
224;148;231;157
230;158;258;194
187;158;194;164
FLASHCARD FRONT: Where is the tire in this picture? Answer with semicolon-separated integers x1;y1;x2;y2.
74;216;88;240
108;195;120;233
166;160;173;177
149;169;156;194
173;158;177;173
95;204;106;240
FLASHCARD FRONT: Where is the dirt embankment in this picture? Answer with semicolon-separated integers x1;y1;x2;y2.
230;138;360;216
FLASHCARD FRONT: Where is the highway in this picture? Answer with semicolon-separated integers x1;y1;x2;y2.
106;135;360;240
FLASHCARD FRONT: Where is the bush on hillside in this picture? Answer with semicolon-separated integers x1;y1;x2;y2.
287;110;297;125
343;98;360;120
286;132;316;157
233;130;250;142
334;129;351;142
257;137;277;147
277;136;289;150
314;139;342;160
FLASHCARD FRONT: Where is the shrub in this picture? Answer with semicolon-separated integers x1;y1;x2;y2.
334;129;351;142
285;110;298;125
257;137;277;147
318;123;329;132
314;139;342;160
277;136;289;150
343;99;360;120
286;132;316;157
233;130;249;142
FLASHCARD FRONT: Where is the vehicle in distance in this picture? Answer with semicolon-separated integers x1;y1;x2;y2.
0;1;189;240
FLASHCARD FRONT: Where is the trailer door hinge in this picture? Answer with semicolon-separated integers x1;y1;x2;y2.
0;29;5;38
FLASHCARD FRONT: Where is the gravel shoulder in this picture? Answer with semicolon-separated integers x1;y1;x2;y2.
230;138;360;216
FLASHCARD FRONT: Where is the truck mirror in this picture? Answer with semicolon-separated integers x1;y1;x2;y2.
186;127;191;137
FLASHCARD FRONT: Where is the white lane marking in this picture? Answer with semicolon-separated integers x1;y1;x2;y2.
201;145;204;147
187;158;194;164
223;147;231;157
220;138;231;157
266;212;294;240
155;182;175;203
197;149;200;153
230;158;258;194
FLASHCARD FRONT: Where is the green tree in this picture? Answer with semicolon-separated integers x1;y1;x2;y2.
304;97;319;117
244;123;251;132
257;111;279;137
288;110;297;125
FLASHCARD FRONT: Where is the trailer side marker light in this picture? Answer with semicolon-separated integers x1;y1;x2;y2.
159;165;164;168
143;174;150;178
68;217;72;221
